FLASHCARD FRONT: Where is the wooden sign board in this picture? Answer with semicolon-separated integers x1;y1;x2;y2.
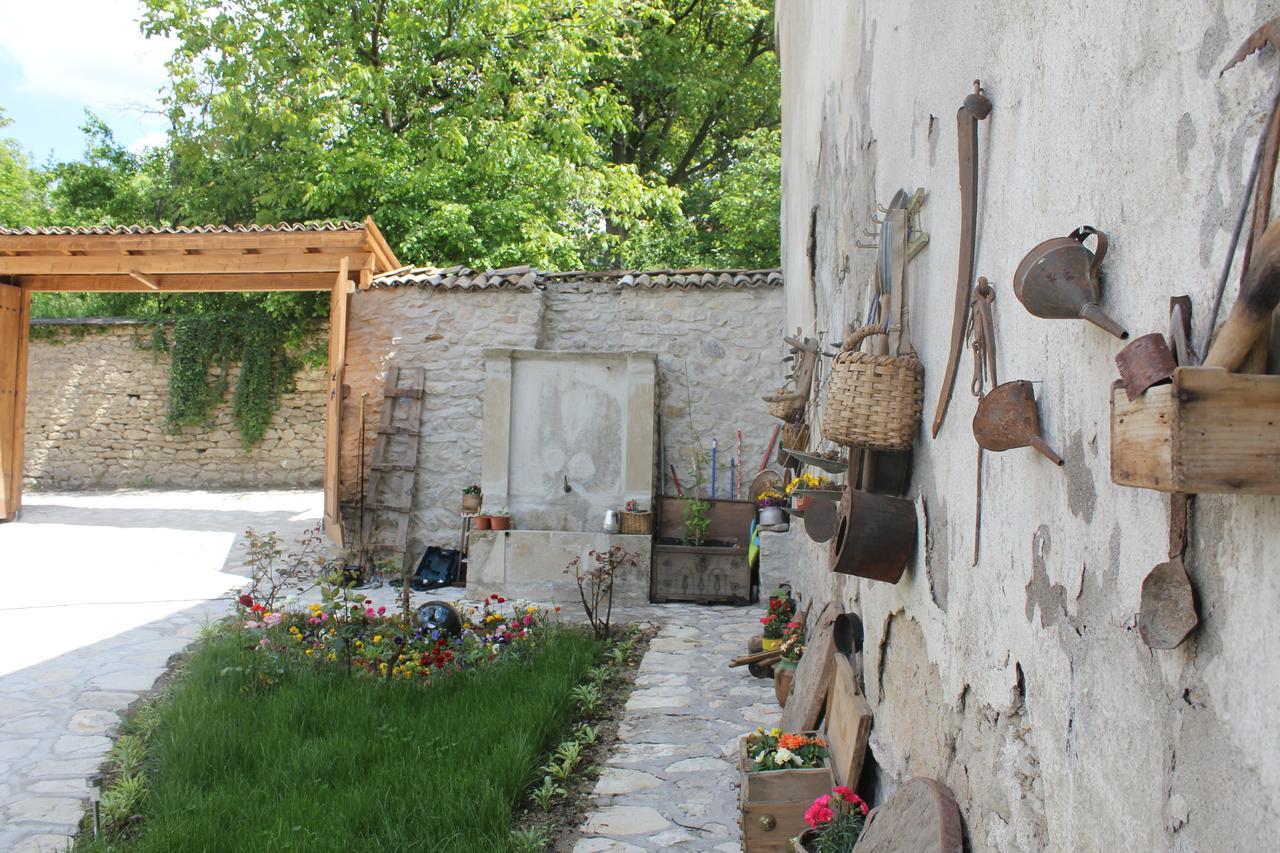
825;653;872;788
782;603;837;731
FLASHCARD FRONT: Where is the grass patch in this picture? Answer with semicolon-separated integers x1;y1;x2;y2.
84;626;602;852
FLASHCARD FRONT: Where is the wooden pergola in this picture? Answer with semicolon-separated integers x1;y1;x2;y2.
0;219;400;542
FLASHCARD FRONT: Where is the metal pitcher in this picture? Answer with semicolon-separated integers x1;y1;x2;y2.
602;510;621;534
1013;226;1128;339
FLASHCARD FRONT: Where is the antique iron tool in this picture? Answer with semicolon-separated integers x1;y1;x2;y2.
1013;226;1128;338
971;380;1063;466
967;277;996;565
932;81;992;438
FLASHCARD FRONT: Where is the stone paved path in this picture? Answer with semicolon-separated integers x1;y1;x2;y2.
0;490;323;852
570;603;780;852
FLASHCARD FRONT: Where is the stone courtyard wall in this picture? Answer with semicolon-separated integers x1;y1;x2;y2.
342;278;784;559
23;321;326;490
776;2;1280;849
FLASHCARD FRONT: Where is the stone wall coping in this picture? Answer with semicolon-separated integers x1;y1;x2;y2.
482;347;660;363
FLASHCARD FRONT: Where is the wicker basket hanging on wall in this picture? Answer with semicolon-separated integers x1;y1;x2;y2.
821;324;924;451
767;392;807;422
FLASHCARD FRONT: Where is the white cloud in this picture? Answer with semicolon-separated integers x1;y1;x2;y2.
128;129;169;152
0;0;175;114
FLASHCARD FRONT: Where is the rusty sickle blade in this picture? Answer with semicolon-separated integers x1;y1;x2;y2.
932;80;992;438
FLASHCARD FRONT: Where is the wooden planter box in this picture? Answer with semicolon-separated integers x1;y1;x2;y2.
1110;367;1280;494
650;496;757;604
738;734;832;853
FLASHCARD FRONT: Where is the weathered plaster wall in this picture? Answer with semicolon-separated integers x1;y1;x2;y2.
342;280;783;561
23;322;326;490
777;2;1280;849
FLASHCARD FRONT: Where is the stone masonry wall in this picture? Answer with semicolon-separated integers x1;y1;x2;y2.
777;2;1280;850
342;280;784;561
23;322;326;490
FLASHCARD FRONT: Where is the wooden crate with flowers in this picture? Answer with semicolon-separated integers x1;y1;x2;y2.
739;727;831;851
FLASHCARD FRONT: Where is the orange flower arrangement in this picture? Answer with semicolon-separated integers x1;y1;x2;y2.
778;733;825;751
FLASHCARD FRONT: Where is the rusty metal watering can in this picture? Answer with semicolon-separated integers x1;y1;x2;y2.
972;380;1063;466
1013;226;1128;339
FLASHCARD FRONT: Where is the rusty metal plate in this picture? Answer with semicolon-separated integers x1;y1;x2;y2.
1115;333;1176;401
804;495;838;542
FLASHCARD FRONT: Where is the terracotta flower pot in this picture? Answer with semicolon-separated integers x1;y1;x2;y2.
490;516;511;531
474;515;492;530
774;659;797;706
462;493;483;513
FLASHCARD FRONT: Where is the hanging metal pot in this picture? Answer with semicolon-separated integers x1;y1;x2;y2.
1013;226;1128;339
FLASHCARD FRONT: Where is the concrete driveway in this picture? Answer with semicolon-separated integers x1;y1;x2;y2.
0;490;325;852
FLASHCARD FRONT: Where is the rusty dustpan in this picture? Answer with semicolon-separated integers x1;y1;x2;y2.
972;380;1063;466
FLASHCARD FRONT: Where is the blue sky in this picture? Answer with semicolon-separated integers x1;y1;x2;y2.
0;0;174;164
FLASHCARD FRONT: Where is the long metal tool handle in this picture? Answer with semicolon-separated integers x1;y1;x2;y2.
932;80;991;438
1202;78;1280;355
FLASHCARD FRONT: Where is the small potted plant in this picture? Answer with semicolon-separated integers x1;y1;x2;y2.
785;473;835;513
759;591;795;651
490;509;511;531
793;785;869;851
619;498;652;534
473;513;492;531
462;484;483;513
774;619;804;706
757;490;788;526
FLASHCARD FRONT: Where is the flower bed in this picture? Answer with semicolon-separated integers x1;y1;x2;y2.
235;591;557;684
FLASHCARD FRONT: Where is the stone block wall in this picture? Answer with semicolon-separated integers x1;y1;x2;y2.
776;2;1280;849
342;278;784;560
23;321;326;490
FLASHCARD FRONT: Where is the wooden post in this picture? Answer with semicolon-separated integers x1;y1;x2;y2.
323;259;352;544
0;283;31;521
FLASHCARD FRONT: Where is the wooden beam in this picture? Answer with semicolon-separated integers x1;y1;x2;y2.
363;217;401;270
323;257;352;546
18;272;336;292
0;251;373;276
0;230;370;254
128;269;161;290
0;284;30;521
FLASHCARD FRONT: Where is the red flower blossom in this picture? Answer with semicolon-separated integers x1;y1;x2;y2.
804;794;834;829
237;594;254;608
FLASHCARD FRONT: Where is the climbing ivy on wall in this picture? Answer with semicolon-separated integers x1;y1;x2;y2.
164;308;312;449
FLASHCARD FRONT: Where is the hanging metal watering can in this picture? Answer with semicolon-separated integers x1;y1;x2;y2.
1013;226;1128;339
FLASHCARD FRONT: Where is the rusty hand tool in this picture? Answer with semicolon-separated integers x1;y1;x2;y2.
1013;226;1128;339
1205;18;1280;359
1205;218;1280;369
967;278;997;565
932;81;992;438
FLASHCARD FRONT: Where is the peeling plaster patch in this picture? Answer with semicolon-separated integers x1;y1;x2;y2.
1024;524;1068;629
1175;112;1196;175
921;495;948;612
1064;431;1097;523
927;114;939;166
1196;3;1228;78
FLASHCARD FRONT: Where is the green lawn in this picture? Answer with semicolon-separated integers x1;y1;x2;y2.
87;626;602;852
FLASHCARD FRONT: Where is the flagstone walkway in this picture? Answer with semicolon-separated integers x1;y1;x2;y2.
569;605;780;852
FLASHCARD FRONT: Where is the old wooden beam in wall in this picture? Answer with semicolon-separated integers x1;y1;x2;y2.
0;283;31;521
323;258;353;545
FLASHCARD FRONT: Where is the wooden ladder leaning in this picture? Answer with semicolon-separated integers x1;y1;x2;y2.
362;365;426;576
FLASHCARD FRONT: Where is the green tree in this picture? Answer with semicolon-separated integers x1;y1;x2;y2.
138;0;779;269
0;107;51;227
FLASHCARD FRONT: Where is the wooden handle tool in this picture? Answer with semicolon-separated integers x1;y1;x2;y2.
1205;219;1280;370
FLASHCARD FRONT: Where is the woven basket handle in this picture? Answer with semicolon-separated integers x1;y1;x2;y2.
841;323;885;354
